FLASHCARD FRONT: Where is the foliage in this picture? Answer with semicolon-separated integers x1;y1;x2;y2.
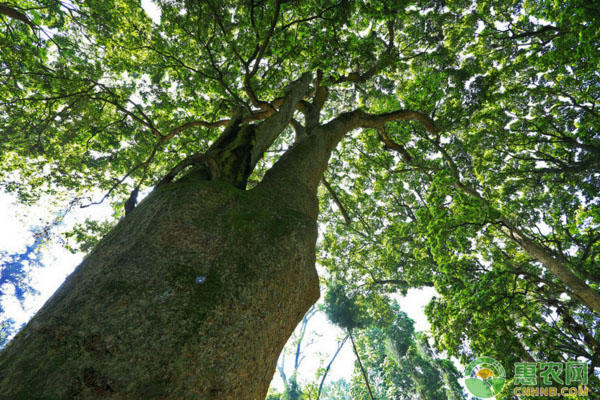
0;319;16;349
319;378;352;400
1;0;599;395
266;388;283;400
283;374;303;400
323;283;372;331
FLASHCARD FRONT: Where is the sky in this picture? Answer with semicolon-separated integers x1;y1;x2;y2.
0;190;112;329
0;192;78;326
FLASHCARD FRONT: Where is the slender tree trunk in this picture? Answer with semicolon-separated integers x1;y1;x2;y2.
349;331;375;400
316;335;348;400
499;218;600;314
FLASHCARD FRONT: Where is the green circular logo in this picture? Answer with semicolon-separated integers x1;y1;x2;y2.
464;356;506;398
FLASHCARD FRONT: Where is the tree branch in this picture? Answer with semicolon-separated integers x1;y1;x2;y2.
290;118;306;143
376;119;600;315
357;109;440;134
316;335;349;400
251;72;311;165
499;217;600;314
322;177;352;225
377;127;412;163
0;4;36;29
332;19;396;85
80;140;162;209
244;0;282;110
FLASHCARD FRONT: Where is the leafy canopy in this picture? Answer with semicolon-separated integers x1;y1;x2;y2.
2;0;600;390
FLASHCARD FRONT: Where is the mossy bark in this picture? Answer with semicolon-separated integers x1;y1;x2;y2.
0;72;354;399
0;171;321;399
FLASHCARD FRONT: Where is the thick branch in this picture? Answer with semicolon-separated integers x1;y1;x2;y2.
357;109;440;134
377;127;412;163
163;104;293;142
155;153;220;187
315;107;440;152
290;118;306;143
258;106;437;218
251;73;311;165
499;218;600;314
0;4;35;29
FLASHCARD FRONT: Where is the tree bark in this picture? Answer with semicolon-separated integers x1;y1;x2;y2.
0;74;332;400
0;170;322;398
500;218;600;314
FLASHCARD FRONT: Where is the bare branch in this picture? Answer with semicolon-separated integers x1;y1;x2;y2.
251;72;311;165
357;109;440;134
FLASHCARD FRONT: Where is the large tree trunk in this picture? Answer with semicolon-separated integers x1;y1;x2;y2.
0;72;424;398
0;73;328;400
0;172;320;399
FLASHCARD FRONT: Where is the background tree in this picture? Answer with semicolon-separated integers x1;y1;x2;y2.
323;282;377;399
273;305;318;399
341;299;464;400
315;378;353;400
